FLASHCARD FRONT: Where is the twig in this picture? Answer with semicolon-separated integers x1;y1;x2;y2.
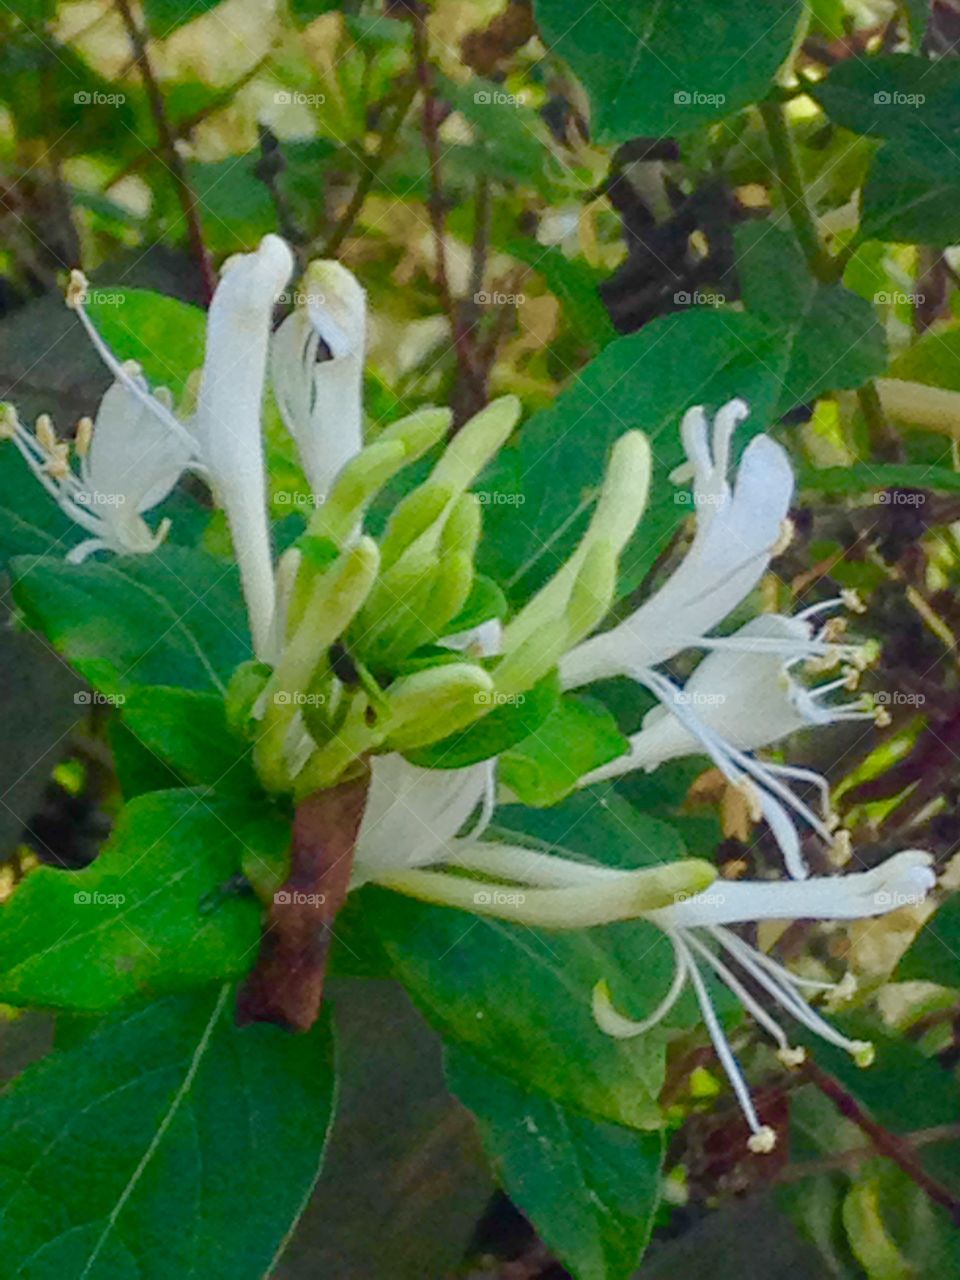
758;99;833;282
236;770;370;1032
106;57;269;188
410;5;481;418
780;1123;960;1183
805;1059;960;1226
114;0;216;303
319;75;418;258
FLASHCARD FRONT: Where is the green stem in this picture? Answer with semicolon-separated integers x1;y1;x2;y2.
759;99;833;282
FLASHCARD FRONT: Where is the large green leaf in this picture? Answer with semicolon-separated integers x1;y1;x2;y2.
860;144;960;247
11;546;250;696
448;1047;665;1280
0;986;335;1279
812;56;960;247
501;695;629;807
535;0;801;139
898;892;960;987
367;795;694;1130
812;55;960;169
119;686;257;793
477;309;789;608
0;790;282;1010
737;223;886;411
0;448;80;567
87;288;206;398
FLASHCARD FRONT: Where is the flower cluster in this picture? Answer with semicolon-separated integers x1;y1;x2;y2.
2;234;935;1154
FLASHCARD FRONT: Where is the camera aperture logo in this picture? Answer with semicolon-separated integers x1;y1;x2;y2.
74;890;125;906
473;888;526;906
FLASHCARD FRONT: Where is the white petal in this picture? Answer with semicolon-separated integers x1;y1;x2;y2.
196;234;294;658
352;753;493;884
85;380;192;515
562;431;793;685
270;260;366;503
647;851;935;929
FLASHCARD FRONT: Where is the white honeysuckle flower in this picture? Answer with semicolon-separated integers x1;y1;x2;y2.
382;839;934;1154
593;849;936;1153
271;261;366;504
0;385;191;563
559;399;872;880
196;234;295;660
580;612;879;879
561;399;796;686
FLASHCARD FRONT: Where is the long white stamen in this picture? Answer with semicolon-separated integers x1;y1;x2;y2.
674;934;769;1141
70;301;198;453
714;928;872;1059
685;931;793;1052
711;926;838;991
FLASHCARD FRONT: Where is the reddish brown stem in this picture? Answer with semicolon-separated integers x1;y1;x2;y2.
805;1059;960;1226
115;0;216;304
236;770;370;1032
410;6;484;419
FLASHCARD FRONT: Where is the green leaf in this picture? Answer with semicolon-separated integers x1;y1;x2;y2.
119;686;258;793
0;986;336;1279
0;790;278;1010
737;223;886;411
403;671;561;770
506;240;618;353
860;144;960;247
811;55;960;167
367;795;693;1129
438;74;553;188
501;696;629;806
0;446;80;566
448;1046;665;1280
477;309;789;608
143;0;225;35
811;56;960;246
800;463;960;495
534;0;801;140
11;546;251;697
87;288;206;397
445;573;508;635
898;891;960;986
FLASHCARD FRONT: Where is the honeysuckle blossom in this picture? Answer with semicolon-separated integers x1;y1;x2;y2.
560;400;874;880
271;260;366;503
379;838;934;1153
0;386;191;563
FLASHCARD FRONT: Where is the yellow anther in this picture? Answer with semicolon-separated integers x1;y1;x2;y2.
66;269;89;310
874;705;892;728
770;517;794;558
35;414;56;453
841;588;867;615
830;829;852;864
747;1126;777;1154
777;1046;807;1070
75;416;93;458
0;403;19;439
852;1041;875;1069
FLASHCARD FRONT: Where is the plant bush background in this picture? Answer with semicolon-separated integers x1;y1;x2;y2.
3;0;960;1277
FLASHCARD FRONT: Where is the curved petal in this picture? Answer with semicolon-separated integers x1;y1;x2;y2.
647;851;935;929
196;234;294;658
352;753;493;884
270;260;366;503
563;430;794;685
85;380;193;515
